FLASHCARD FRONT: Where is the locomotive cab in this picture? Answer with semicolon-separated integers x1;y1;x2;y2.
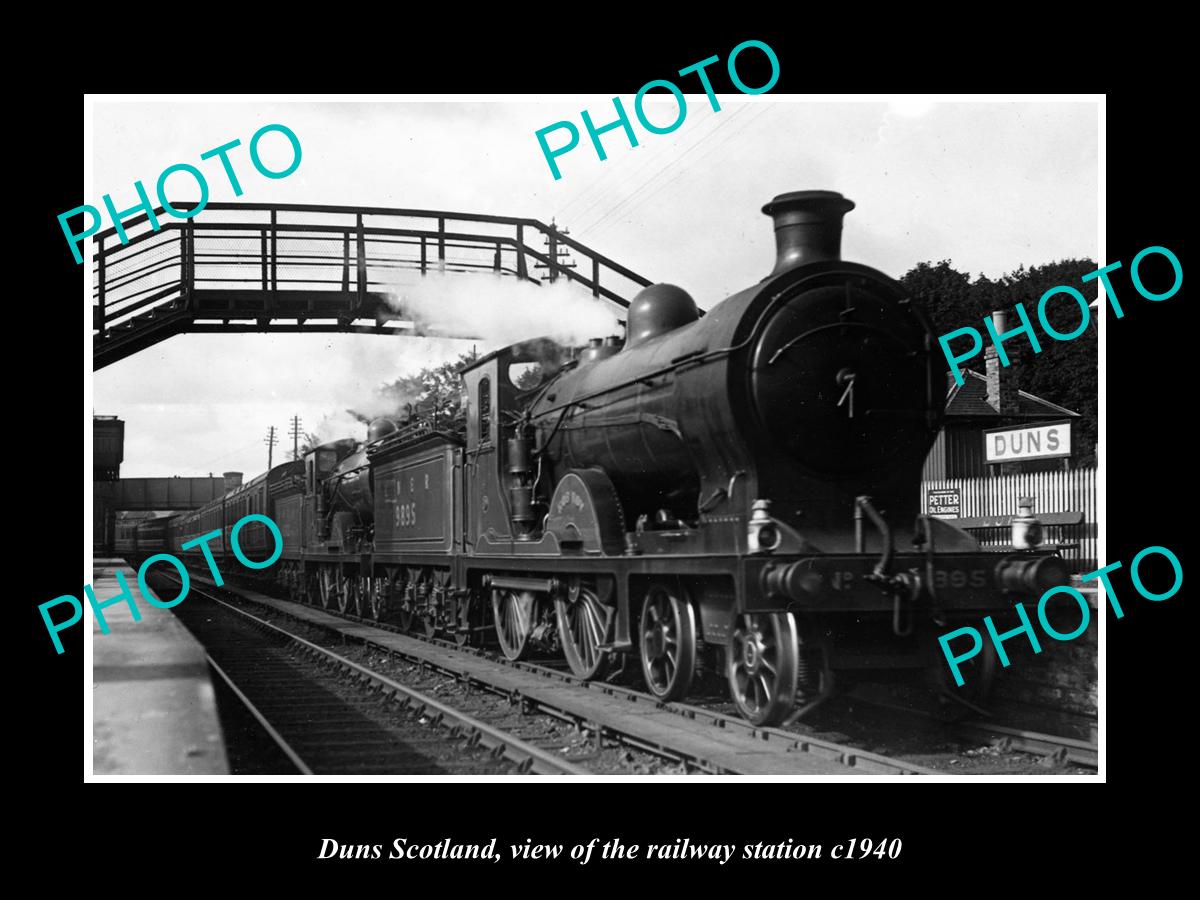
305;438;356;494
304;438;359;546
460;340;569;548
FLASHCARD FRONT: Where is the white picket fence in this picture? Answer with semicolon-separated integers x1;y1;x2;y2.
921;468;1097;573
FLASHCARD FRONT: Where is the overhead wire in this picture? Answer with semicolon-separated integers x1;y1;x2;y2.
565;105;744;231
555;94;738;224
587;103;777;242
555;142;661;224
574;106;753;236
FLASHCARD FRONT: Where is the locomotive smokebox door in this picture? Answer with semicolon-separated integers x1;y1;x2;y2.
750;281;930;479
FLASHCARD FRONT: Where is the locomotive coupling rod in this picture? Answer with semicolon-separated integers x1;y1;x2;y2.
483;574;560;594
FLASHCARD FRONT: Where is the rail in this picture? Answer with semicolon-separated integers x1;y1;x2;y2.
956;721;1098;768
210;577;938;776
161;575;588;775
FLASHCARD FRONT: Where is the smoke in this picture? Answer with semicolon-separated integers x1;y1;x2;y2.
310;409;366;446
310;270;628;444
510;336;571;377
380;269;624;347
345;388;421;424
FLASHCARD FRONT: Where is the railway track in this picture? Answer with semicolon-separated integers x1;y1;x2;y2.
176;576;940;776
154;568;1095;774
826;689;1099;770
156;577;586;775
953;721;1097;768
241;577;1100;773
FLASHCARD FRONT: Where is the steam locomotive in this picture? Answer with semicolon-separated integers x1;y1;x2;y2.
121;190;1069;726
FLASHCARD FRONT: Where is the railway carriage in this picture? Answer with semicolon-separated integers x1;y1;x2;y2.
167;509;201;556
127;190;1070;726
151;463;301;578
222;465;301;566
115;513;176;561
113;519;138;559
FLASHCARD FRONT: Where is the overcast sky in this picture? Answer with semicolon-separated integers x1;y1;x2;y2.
91;98;1098;478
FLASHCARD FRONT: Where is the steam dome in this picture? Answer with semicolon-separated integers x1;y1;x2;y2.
367;418;398;442
624;284;699;349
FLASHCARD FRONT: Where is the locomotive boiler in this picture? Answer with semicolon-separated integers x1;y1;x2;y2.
529;191;937;546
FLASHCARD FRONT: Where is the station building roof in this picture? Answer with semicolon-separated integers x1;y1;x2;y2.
945;369;1079;419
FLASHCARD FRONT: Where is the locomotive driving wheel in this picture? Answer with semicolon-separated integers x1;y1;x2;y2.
638;582;697;701
727;612;800;726
555;578;612;681
421;570;441;638
355;576;371;618
337;571;354;614
493;589;536;660
367;575;391;622
424;570;453;638
318;566;336;610
398;567;421;632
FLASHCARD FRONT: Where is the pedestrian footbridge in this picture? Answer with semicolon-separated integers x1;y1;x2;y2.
91;203;651;369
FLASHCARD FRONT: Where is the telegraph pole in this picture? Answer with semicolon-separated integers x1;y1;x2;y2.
264;425;278;468
289;415;303;460
535;219;576;283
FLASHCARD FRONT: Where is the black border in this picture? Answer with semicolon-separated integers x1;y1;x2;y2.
22;28;1191;882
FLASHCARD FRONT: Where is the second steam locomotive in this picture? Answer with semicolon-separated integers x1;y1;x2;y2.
121;190;1069;725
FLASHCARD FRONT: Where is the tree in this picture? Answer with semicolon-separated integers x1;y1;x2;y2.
349;351;479;431
899;257;1098;467
993;259;1098;466
297;432;321;457
900;260;977;334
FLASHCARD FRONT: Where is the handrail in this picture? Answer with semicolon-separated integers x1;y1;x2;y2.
91;202;654;369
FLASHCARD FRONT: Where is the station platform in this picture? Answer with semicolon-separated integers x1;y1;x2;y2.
92;559;229;775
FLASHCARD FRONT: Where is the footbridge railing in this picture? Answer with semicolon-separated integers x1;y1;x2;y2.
91;202;652;369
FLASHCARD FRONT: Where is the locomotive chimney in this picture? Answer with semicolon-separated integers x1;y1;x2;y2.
762;190;856;276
